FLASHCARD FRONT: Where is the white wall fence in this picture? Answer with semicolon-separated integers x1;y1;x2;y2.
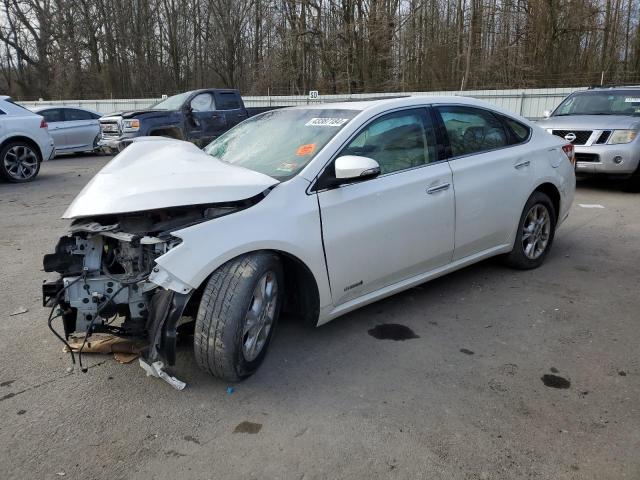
20;87;584;120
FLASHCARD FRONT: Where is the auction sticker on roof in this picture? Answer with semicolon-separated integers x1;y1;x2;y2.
305;118;350;127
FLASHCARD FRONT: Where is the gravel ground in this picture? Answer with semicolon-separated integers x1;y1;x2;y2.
0;154;638;480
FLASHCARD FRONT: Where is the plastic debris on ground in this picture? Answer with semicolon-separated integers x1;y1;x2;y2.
139;358;186;391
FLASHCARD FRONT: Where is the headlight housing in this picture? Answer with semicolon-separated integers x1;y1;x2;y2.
608;129;637;144
122;119;140;132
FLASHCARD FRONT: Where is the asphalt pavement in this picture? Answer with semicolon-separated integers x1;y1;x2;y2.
0;154;638;479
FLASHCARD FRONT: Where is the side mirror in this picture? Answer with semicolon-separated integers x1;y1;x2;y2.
543;110;551;118
334;155;380;180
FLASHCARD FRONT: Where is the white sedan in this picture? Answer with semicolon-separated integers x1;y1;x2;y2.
44;96;575;384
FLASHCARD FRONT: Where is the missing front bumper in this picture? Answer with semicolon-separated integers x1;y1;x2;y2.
42;281;191;367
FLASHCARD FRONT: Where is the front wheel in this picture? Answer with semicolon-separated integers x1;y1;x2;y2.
504;192;556;270
623;164;640;192
194;252;283;381
91;134;102;154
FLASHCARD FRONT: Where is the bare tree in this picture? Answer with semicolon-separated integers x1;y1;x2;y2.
0;0;639;99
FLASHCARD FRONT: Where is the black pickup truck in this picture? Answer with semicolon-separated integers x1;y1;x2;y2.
98;89;276;152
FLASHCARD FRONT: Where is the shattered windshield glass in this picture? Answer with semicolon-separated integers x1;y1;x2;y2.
204;108;360;180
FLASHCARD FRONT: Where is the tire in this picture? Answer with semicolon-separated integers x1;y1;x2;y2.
623;165;640;193
0;141;41;183
194;252;283;381
91;135;102;155
504;191;556;270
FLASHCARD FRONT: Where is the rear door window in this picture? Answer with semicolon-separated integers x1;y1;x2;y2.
436;106;509;157
41;109;64;123
216;92;241;110
65;108;93;121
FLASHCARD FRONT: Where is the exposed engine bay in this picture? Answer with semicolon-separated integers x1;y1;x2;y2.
42;199;258;382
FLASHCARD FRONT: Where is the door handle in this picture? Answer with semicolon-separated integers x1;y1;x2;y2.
426;183;451;194
514;160;530;169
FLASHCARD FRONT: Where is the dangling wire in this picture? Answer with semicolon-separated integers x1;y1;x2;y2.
47;275;84;368
47;308;75;367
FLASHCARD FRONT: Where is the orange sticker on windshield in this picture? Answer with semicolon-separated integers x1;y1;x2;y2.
296;143;316;156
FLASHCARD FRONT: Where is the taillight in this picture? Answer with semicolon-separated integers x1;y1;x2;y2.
562;143;575;166
40;118;48;129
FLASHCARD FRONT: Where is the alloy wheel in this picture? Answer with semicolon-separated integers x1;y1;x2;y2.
3;145;38;180
522;204;551;260
242;271;279;362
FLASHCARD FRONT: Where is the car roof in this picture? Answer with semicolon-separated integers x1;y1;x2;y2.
585;85;640;91
287;95;526;120
0;97;40;116
31;105;101;115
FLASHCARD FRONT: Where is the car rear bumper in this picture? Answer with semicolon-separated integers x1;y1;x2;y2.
574;143;640;176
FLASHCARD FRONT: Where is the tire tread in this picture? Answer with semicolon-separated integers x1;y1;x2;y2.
194;253;279;381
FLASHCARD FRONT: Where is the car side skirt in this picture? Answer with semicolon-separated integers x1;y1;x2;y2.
317;243;512;326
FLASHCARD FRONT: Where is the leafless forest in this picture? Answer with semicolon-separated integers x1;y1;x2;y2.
1;0;639;99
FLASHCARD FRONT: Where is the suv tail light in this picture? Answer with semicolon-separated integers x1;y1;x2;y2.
40;118;48;129
562;143;575;166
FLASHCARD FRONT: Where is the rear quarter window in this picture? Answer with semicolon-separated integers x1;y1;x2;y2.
502;117;531;144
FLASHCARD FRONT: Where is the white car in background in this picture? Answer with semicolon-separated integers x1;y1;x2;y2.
0;96;55;182
43;96;575;385
31;106;102;155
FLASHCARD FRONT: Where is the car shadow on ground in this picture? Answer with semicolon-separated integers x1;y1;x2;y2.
169;256;513;391
576;175;638;194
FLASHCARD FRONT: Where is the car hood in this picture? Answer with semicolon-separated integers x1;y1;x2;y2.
63;139;278;219
538;115;640;130
101;109;174;119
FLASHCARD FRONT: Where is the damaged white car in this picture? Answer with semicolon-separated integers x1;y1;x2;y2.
43;97;575;385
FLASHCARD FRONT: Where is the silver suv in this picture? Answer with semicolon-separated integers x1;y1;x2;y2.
539;87;640;185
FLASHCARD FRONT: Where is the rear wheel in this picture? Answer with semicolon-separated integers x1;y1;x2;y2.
0;141;41;183
194;252;283;381
504;191;556;269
